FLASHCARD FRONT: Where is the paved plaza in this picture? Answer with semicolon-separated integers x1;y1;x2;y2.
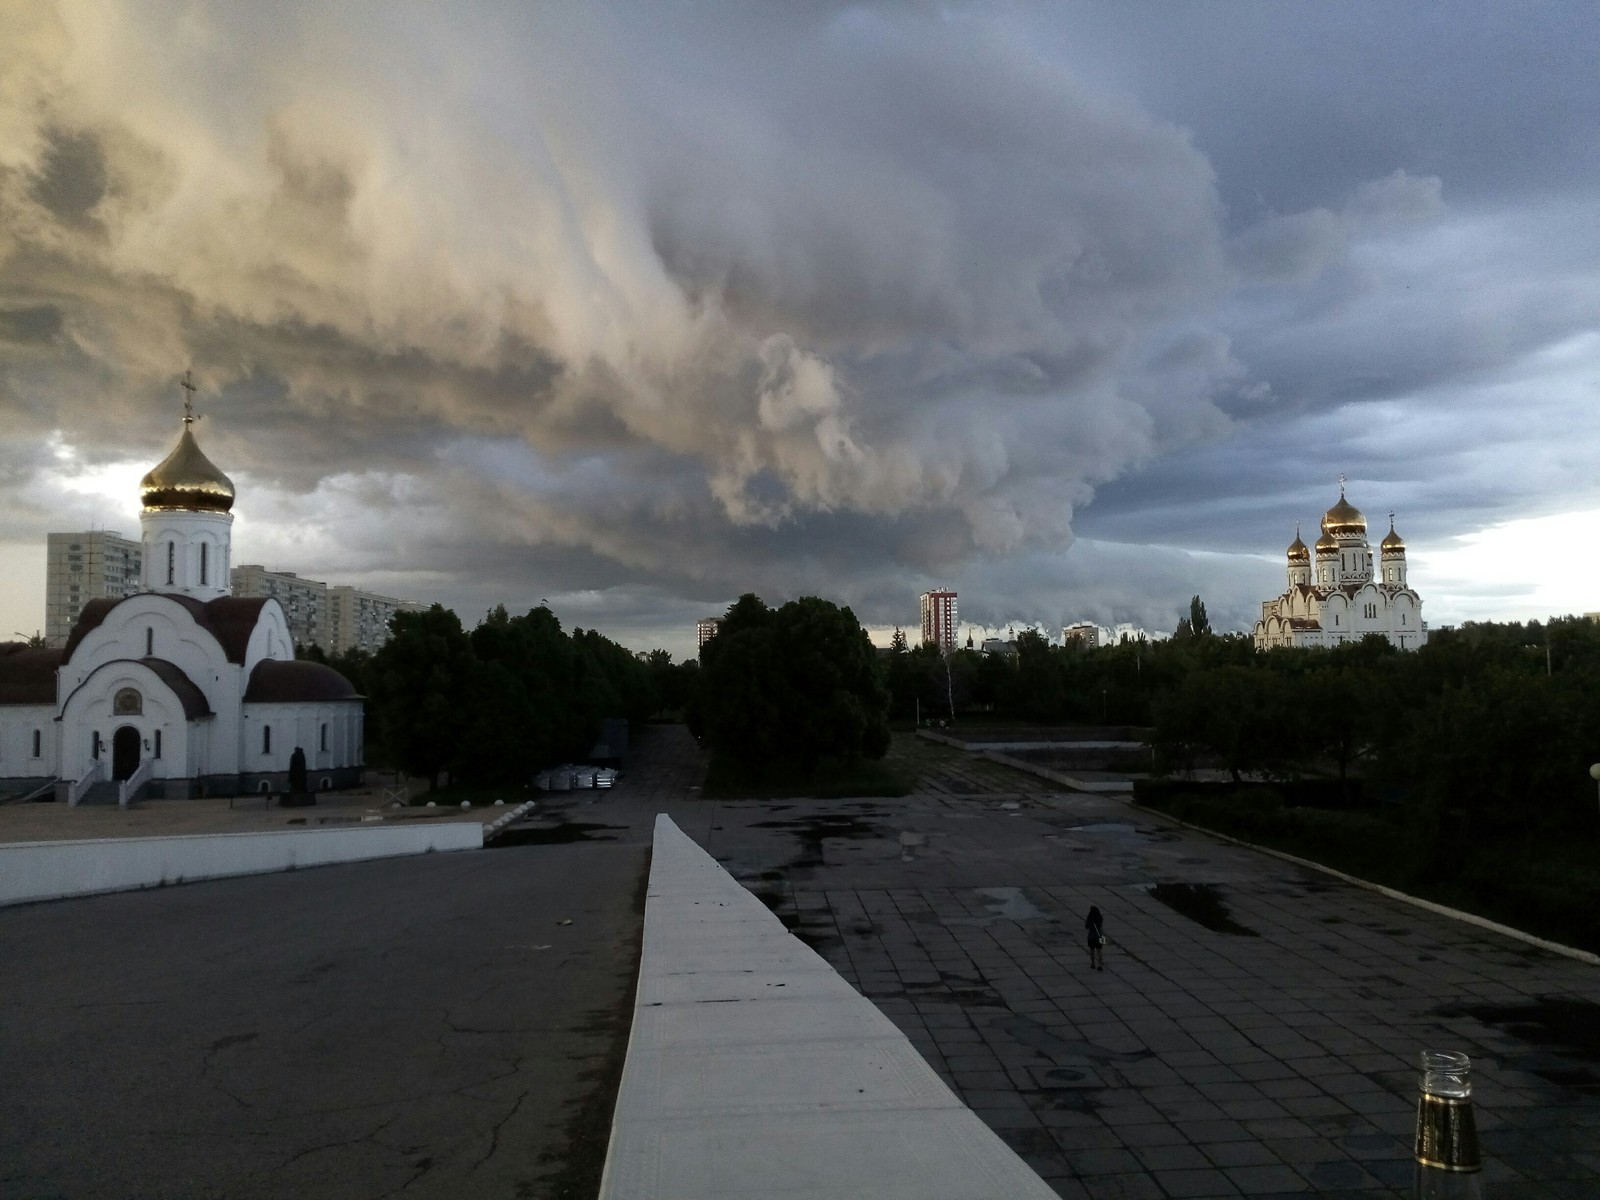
646;730;1600;1199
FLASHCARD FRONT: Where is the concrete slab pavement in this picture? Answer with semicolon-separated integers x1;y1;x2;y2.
618;728;1600;1199
601;814;1059;1200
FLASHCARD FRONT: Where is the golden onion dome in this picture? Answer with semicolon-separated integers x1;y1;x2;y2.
1323;490;1366;538
1314;528;1338;554
140;422;235;513
1381;519;1406;554
1287;531;1310;562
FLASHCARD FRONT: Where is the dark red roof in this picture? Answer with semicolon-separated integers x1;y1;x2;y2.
140;658;213;718
0;644;63;705
63;595;272;664
244;659;360;703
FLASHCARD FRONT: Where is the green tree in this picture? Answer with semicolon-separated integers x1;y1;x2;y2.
367;605;477;790
695;594;890;775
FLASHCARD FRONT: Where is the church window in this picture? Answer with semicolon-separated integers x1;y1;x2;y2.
154;730;162;759
262;725;272;755
92;731;101;760
113;688;142;716
146;627;154;656
166;541;175;585
32;730;42;758
320;723;328;752
200;542;208;585
1401;612;1406;626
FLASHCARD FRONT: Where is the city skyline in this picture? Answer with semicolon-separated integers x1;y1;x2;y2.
3;3;1598;662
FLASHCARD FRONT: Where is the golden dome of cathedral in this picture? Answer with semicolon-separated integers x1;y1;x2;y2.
1322;490;1366;539
1286;531;1310;562
1381;519;1405;554
140;378;235;516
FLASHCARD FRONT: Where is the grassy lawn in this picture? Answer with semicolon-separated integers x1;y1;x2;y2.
1136;787;1600;956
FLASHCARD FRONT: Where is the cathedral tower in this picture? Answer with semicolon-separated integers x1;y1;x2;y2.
138;373;235;602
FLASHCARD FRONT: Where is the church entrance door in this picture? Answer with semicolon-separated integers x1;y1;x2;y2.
112;726;141;782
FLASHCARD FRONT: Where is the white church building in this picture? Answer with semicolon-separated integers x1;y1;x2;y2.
0;386;364;803
1253;489;1427;652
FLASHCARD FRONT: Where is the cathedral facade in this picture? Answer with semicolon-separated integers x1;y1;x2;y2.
0;389;364;801
1253;490;1426;652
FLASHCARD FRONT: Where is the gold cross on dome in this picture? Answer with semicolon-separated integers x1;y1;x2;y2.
1337;471;1347;494
180;369;197;424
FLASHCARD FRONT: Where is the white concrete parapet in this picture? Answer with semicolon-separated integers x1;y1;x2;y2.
599;815;1058;1200
0;820;484;907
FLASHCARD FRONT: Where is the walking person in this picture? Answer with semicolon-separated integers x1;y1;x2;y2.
1086;905;1105;971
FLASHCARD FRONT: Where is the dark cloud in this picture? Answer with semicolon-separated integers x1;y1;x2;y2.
2;2;1597;651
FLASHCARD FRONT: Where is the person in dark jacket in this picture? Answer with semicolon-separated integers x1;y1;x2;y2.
1086;905;1105;971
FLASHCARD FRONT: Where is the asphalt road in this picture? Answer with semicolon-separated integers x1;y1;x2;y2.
0;834;648;1200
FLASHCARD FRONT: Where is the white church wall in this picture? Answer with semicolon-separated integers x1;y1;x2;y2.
58;661;193;783
59;596;223;705
242;600;294;680
0;705;57;780
140;510;233;601
240;701;364;785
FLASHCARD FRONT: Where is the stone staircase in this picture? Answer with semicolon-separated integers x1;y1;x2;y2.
77;780;123;806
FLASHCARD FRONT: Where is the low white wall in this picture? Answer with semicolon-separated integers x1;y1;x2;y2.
0;820;484;907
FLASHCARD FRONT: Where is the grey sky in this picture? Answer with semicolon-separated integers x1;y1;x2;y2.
2;2;1597;656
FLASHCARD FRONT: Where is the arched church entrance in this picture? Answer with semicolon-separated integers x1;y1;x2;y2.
112;726;141;782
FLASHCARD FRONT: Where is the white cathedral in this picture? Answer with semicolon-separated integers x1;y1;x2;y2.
0;387;364;803
1253;489;1427;652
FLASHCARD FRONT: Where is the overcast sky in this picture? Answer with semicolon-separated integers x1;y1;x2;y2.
3;1;1598;659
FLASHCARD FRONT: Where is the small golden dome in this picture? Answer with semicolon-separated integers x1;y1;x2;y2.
140;424;235;513
1314;529;1338;554
1323;490;1366;539
1381;520;1405;554
1287;532;1310;562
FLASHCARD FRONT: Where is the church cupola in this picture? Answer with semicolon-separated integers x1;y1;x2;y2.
1286;526;1311;588
139;372;234;602
1380;514;1408;586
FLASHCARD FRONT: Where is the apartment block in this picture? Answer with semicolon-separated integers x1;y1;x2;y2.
920;589;958;654
1063;622;1101;649
328;586;425;656
231;565;330;651
45;531;143;646
697;617;721;650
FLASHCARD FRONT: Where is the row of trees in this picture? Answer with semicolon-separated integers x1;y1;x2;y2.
1150;618;1600;842
879;602;1600;841
307;605;659;789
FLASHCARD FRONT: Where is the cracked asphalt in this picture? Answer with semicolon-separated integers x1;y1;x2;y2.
0;822;648;1199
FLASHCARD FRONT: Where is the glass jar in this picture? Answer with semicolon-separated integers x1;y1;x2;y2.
1415;1050;1482;1198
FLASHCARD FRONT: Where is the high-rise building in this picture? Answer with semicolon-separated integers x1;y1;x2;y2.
920;589;958;654
1063;622;1101;649
328;586;424;656
231;566;330;651
45;531;143;646
696;617;721;650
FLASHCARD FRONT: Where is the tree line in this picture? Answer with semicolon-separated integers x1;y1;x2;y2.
306;590;1600;842
304;604;672;790
883;604;1600;843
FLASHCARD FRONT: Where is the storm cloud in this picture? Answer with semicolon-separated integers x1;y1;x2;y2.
3;2;1598;653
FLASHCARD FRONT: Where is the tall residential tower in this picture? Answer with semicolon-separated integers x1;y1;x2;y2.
920;588;958;654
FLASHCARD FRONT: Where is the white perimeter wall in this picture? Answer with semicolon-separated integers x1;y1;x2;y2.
0;820;484;907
